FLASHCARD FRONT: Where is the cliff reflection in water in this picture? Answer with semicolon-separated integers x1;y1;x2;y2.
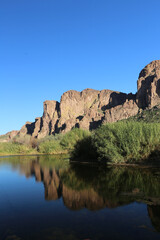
4;155;160;232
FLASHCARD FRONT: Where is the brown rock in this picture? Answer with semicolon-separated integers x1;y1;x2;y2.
137;60;160;108
32;117;42;138
19;121;35;136
59;89;99;126
14;89;138;137
37;100;60;138
6;130;19;140
103;99;139;123
57;88;135;132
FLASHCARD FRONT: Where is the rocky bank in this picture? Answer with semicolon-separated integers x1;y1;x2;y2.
7;60;160;139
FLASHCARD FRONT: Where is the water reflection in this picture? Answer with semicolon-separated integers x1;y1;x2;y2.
0;155;160;239
12;158;160;210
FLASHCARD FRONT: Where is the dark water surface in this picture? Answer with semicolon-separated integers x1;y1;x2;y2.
0;156;160;240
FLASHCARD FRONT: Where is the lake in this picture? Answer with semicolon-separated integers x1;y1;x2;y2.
0;155;160;240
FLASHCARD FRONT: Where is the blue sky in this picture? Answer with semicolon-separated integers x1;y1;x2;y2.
0;0;160;134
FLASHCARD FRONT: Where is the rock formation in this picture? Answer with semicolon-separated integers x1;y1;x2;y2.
7;60;160;139
17;89;138;139
137;60;160;108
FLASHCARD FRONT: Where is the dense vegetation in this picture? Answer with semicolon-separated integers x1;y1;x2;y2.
1;107;160;164
38;128;90;154
70;106;160;163
0;128;90;156
71;121;160;163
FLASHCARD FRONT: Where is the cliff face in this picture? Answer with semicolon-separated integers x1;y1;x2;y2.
18;89;137;138
137;60;160;108
13;60;160;139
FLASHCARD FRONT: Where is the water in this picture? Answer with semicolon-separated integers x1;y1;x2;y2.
0;155;160;240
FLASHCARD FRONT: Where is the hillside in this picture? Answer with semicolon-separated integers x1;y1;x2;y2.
128;105;160;123
2;60;160;141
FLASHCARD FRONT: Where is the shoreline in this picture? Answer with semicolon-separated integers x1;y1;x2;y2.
0;154;158;168
1;149;160;168
70;158;160;168
0;152;69;157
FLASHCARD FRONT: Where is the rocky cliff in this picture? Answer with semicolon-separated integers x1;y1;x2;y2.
137;60;160;108
8;60;160;139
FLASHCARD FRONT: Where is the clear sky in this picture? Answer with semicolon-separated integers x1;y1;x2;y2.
0;0;160;134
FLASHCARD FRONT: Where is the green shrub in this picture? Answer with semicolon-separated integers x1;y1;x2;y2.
38;140;64;154
71;122;160;163
38;134;63;144
71;135;98;162
60;128;90;150
13;134;31;145
93;121;160;163
38;128;90;154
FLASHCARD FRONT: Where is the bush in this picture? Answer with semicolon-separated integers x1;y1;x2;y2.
60;128;90;150
13;134;31;145
38;134;63;144
38;140;64;154
38;128;90;154
71;122;160;163
94;121;160;163
71;135;98;162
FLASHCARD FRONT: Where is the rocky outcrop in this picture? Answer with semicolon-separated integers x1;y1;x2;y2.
0;130;19;142
36;100;60;138
103;99;139;123
19;100;60;138
17;89;138;138
137;60;160;109
6;130;19;139
19;121;35;136
6;60;160;139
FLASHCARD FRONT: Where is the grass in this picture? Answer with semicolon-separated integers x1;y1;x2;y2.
0;142;37;155
0;128;90;156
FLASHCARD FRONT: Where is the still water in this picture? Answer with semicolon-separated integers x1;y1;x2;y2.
0;155;160;240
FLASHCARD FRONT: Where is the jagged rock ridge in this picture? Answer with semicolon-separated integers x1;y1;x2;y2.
8;60;160;139
18;89;137;139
